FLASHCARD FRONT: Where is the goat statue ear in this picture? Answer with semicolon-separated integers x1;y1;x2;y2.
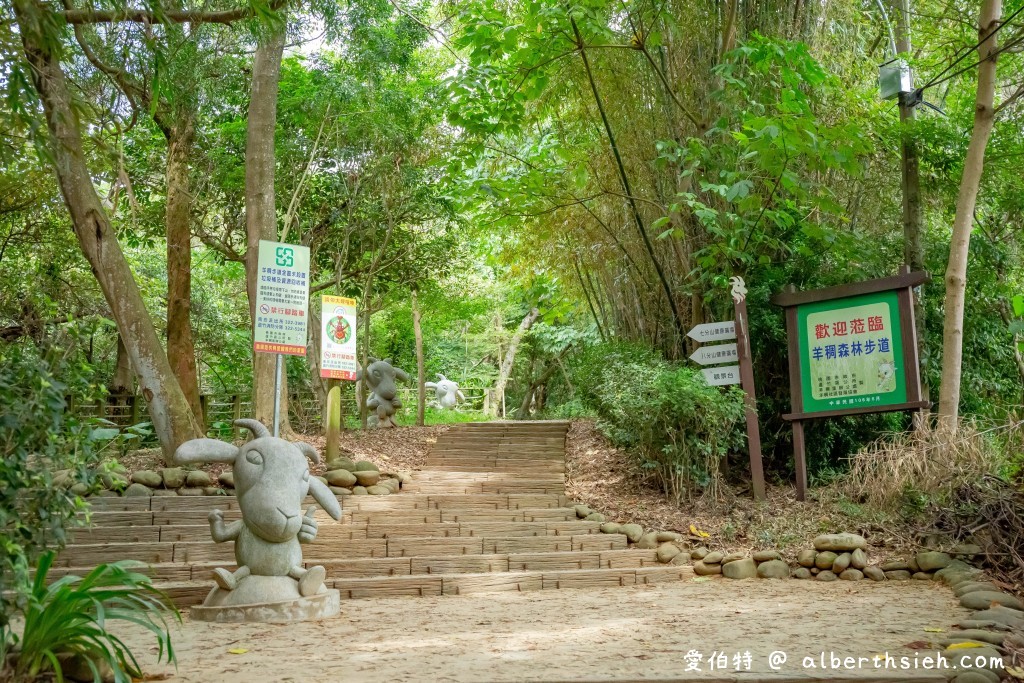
173;438;238;465
394;367;410;382
296;441;321;465
308;477;343;521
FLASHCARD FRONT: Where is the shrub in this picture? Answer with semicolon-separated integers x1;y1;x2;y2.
577;342;747;502
1;552;179;682
0;339;103;628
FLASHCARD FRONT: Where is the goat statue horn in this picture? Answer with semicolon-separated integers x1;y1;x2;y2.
234;419;270;439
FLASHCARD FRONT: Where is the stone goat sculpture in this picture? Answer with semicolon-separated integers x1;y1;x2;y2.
425;373;465;409
357;358;409;428
173;419;343;604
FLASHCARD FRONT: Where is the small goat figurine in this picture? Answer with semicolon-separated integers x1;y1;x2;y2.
425;373;465;410
357;358;409;428
174;419;342;598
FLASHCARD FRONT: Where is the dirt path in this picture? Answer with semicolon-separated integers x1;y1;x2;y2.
121;579;970;682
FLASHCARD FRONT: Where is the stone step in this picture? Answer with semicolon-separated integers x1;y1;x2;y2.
149;564;689;606
84;492;571;513
69;519;603;544
402;483;565;495
55;533;627;568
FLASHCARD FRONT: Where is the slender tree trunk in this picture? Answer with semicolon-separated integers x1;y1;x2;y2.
13;0;200;460
243;24;290;432
165;116;204;425
111;335;134;393
893;0;928;403
937;0;1002;428
490;307;539;417
412;288;425;426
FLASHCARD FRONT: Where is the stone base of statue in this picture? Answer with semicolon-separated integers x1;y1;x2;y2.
190;575;340;623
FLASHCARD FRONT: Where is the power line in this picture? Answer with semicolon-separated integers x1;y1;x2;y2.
917;3;1024;92
924;31;1024;91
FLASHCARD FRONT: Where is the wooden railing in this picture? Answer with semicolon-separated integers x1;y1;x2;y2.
69;385;491;443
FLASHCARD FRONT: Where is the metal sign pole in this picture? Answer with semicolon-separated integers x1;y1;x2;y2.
273;353;283;437
731;277;765;501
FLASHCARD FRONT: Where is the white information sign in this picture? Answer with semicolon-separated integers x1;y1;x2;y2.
320;295;358;380
254;240;310;356
687;321;737;343
689;343;739;366
701;365;742;386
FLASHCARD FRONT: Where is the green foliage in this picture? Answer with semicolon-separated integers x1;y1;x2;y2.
0;337;106;628
571;342;746;501
2;552;179;682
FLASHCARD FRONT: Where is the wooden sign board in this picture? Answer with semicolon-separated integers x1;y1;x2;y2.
701;365;741;386
690;343;739;366
771;266;929;500
687;321;736;343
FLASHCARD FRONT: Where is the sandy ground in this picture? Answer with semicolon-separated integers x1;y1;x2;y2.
119;579;975;683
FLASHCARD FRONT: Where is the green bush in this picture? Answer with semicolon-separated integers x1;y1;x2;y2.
0;340;102;628
1;552;179;682
575;342;746;501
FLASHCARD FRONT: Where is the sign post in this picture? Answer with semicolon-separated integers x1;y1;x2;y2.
253;240;310;436
686;278;764;501
771;266;929;500
320;295;358;459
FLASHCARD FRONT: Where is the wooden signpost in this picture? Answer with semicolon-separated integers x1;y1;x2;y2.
687;276;765;501
771;266;929;500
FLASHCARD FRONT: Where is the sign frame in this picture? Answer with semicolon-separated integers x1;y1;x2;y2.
253;239;310;357
771;266;929;500
320;295;358;381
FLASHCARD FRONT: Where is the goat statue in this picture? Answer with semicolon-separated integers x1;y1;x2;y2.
425;373;465;410
173;419;343;621
357;358;409;428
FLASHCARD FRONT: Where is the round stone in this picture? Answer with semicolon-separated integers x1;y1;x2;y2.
366;485;391;496
599;523;621;534
816;570;837;582
752;550;781;563
880;559;909;571
131;470;161;488
656;531;683;543
159;467;186;489
352;460;379;472
620;524;644;543
352;486;368;495
656;543;682;564
757;560;790;579
326;457;356;472
178;487;203;496
636;532;659;549
70;482;90;496
703;551;723;565
123;483;153;497
722;558;757;579
585;512;606;522
202;487;222;496
959;591;1023;611
839;568;863;581
326;470;357;488
353;470;380;487
792;567;812;579
690;546;709;560
832;553;851;573
812;533;867;552
912;571;933;580
218;471;235;488
722;552;746;565
329;487;352;495
693;561;722;576
797;549;817;567
916;551;952;572
574;504;593;519
815;551;837;570
850;548;868;569
863;566;885;581
185;470;212;487
885;570;912;581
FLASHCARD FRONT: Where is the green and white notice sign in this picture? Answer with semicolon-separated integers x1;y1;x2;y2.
254;240;310;356
796;290;907;414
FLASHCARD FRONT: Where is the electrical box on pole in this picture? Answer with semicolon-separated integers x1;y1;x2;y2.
879;59;913;99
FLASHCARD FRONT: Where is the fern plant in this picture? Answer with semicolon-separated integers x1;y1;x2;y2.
3;552;179;682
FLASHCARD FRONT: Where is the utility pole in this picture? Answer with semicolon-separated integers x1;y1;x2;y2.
893;0;928;404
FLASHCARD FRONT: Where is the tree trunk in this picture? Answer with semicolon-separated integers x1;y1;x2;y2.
243;23;290;432
412;288;425;426
490;307;539;417
111;335;134;393
893;0;927;403
13;0;200;460
164;116;204;425
937;0;1002;428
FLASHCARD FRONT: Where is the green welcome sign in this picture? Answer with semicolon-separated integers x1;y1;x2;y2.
771;268;929;501
796;290;907;414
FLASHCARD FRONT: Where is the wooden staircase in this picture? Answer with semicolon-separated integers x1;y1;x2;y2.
57;421;692;606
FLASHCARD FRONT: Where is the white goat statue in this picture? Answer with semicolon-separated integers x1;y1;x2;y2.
425;373;466;409
173;419;343;608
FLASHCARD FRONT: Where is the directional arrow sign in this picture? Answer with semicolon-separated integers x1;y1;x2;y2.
689;342;739;366
701;365;741;386
687;321;736;343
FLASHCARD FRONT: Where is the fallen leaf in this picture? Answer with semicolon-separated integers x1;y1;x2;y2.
946;642;984;650
228;648;249;655
1004;665;1024;679
923;628;945;633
